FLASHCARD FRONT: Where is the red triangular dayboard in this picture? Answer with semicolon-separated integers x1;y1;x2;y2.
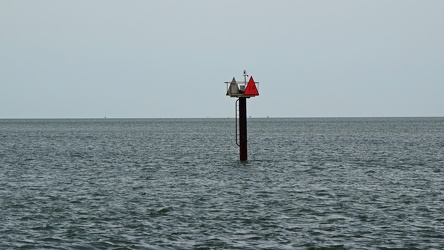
244;76;259;96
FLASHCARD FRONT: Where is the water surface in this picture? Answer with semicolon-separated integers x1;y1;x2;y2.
1;118;443;249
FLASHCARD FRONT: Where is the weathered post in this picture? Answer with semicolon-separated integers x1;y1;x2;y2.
238;97;248;161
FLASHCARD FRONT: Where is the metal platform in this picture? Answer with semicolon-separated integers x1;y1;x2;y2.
225;77;259;98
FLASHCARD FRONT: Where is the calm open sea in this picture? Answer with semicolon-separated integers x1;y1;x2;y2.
1;118;443;249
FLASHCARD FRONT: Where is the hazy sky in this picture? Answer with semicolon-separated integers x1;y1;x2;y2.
1;0;443;118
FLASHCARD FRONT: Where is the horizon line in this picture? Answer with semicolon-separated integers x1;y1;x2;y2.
1;116;443;120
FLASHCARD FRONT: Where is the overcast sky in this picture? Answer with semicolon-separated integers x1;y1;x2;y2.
1;0;443;118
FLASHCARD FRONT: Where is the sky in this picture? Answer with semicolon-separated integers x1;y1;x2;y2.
1;0;443;118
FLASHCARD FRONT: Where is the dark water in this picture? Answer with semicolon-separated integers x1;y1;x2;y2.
1;118;443;249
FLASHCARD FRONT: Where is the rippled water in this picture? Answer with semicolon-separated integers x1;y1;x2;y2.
1;118;443;249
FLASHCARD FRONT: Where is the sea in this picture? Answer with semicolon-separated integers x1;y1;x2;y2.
1;117;443;249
